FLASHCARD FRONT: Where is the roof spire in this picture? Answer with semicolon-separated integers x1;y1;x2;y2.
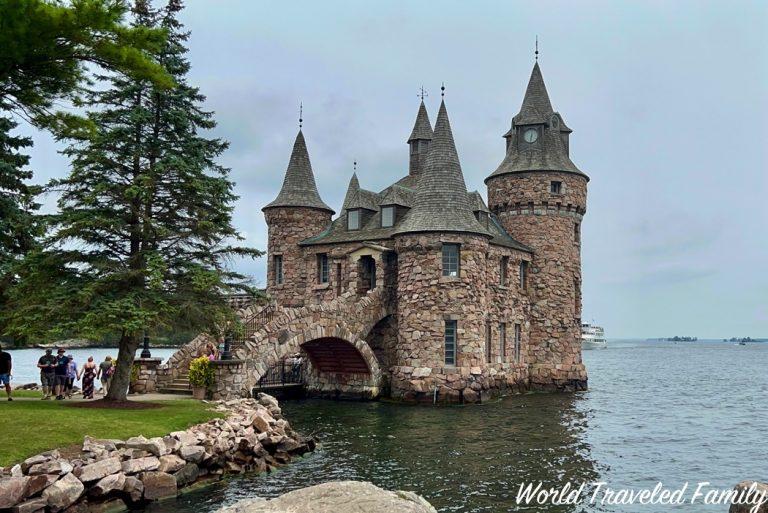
298;102;303;129
395;99;490;236
440;82;445;98
407;95;434;143
535;35;539;61
512;61;554;125
418;86;428;101
262;130;334;213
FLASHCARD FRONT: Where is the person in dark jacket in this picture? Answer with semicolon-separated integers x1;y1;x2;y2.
0;343;12;401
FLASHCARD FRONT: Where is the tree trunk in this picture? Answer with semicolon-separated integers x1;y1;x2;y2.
105;332;140;402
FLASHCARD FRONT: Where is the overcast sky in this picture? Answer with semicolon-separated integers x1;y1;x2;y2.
24;0;767;338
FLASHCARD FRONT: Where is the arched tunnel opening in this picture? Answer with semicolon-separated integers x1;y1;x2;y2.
301;337;371;375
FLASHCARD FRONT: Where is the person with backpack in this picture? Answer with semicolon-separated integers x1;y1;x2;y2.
98;355;114;395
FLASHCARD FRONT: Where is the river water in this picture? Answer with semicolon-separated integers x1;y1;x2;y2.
137;339;767;513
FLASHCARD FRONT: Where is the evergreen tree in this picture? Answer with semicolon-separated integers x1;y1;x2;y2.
0;117;40;338
3;0;261;401
0;0;172;134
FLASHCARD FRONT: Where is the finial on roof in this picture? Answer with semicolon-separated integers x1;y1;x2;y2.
535;36;539;61
299;102;303;129
353;160;357;171
419;86;428;101
441;82;445;98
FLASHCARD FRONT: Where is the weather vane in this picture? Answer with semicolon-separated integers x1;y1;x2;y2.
418;86;428;101
441;82;445;98
535;36;539;61
299;102;303;129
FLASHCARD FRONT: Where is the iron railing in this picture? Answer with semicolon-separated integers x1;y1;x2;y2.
257;358;305;387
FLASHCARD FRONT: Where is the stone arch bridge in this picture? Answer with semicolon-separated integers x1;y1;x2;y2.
155;286;392;400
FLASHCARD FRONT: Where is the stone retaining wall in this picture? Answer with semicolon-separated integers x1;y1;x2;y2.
0;395;314;512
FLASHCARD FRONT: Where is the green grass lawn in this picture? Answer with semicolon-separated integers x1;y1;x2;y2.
0;397;222;467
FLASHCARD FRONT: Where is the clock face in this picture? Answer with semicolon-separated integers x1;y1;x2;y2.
523;128;538;143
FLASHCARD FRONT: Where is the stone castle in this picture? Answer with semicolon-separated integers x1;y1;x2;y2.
257;61;588;403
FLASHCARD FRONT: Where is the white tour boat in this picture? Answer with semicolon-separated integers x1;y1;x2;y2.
581;323;607;350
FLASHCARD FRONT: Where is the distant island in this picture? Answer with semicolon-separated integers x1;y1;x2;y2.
724;337;766;343
665;336;698;342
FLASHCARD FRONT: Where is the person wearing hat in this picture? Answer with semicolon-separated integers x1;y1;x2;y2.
53;348;69;400
37;348;57;399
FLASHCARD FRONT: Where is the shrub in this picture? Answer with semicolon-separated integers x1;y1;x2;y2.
189;356;214;388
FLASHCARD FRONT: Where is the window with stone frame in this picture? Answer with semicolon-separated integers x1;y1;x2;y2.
273;255;283;285
381;206;395;228
499;322;507;360
485;321;492;363
519;261;528;288
550;181;563;194
500;256;509;286
574;222;581;243
442;243;460;277
347;209;360;230
514;323;522;362
317;253;329;284
444;320;457;366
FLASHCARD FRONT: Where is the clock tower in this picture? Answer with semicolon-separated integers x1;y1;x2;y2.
485;61;589;391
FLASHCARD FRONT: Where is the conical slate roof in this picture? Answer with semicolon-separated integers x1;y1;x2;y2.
263;130;334;213
513;62;554;126
342;172;379;212
487;63;588;181
341;173;360;211
407;100;434;142
395;100;491;236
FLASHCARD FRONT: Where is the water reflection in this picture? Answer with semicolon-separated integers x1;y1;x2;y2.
152;393;603;513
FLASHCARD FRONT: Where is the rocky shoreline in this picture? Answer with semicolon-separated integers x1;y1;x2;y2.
0;394;315;512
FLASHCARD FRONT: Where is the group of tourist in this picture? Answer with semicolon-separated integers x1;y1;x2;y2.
37;349;114;400
0;344;116;402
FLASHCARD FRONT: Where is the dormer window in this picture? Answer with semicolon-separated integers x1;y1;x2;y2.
347;209;360;230
381;206;395;228
550;181;562;195
475;211;489;227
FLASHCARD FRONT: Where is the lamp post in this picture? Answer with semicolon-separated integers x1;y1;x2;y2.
221;333;232;361
140;332;152;358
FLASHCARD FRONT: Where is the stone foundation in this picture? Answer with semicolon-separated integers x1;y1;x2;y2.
132;358;162;394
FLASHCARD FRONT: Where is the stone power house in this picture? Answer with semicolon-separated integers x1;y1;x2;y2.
262;62;588;403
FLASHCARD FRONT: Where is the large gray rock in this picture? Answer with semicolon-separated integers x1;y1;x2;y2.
157;454;186;473
0;477;29;508
730;481;768;513
140;471;177;501
122;476;144;503
41;473;84;510
89;472;126;497
27;460;72;476
10;497;47;513
179;445;206;464
121;456;160;475
22;475;52;499
74;457;121;482
173;463;199;488
125;436;167;457
216;481;437;513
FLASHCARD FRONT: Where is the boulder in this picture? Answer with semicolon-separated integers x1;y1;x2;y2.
28;460;73;476
82;437;123;453
41;473;84;510
157;455;186;473
170;431;198;447
11;497;47;513
140;472;177;501
89;473;126;497
121;456;160;475
730;481;768;513
22;475;52;499
74;458;121;482
179;445;205;464
125;436;166;457
11;464;23;477
122;476;144;503
173;464;199;488
250;413;270;434
0;477;29;508
215;481;437;513
21;455;48;473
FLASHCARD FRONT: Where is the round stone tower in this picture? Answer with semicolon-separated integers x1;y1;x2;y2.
392;99;494;402
485;62;588;391
262;130;334;307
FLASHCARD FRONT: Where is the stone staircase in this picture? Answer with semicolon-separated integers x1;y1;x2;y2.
159;370;192;395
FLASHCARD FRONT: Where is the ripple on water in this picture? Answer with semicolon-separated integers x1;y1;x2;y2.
143;341;767;513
